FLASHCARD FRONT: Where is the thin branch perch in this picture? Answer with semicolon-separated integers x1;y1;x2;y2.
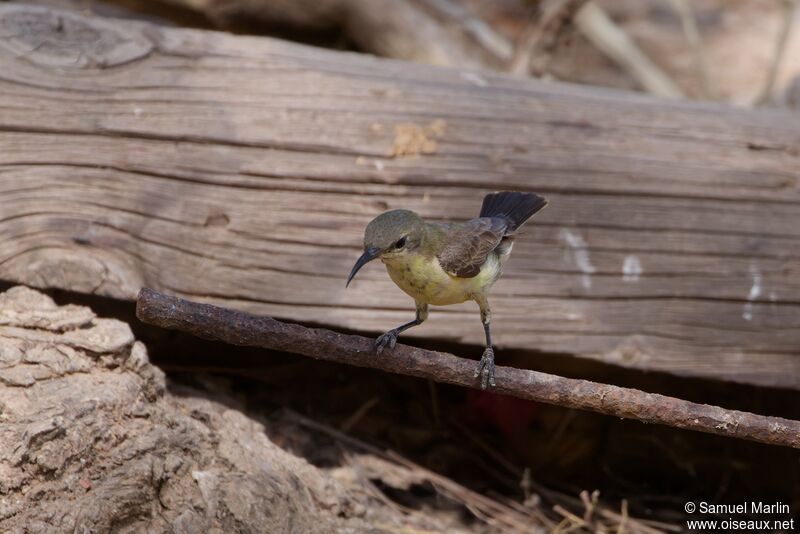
136;287;800;449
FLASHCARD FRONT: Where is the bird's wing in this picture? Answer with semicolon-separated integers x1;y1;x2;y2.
436;218;508;278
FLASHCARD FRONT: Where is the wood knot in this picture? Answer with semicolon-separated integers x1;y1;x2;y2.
204;212;230;228
0;5;153;69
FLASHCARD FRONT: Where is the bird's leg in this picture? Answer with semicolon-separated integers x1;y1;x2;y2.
376;302;428;354
474;296;495;389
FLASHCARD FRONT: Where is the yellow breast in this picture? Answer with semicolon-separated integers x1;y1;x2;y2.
382;253;501;306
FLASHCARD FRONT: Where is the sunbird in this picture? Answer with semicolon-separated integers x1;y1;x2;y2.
346;191;547;388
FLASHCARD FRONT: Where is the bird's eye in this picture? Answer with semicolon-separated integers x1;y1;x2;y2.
395;237;406;249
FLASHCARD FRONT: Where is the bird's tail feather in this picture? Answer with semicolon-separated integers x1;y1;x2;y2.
479;191;547;231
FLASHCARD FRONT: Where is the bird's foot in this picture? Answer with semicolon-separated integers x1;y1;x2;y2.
375;329;400;354
474;346;496;389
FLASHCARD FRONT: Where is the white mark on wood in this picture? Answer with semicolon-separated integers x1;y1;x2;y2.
355;157;385;171
622;255;642;282
560;229;596;289
133;107;143;117
460;71;488;87
748;274;762;301
742;263;762;321
728;350;745;364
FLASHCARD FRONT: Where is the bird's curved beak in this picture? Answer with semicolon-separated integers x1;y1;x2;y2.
346;247;380;287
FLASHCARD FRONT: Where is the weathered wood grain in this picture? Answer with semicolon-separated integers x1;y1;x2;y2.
0;4;799;388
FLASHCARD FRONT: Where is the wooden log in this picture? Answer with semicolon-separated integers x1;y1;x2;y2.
0;4;799;388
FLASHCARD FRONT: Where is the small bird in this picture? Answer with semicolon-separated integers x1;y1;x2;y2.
346;191;547;388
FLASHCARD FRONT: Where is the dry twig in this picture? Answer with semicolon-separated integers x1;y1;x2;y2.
574;2;684;98
413;0;513;63
509;0;587;76
757;0;798;104
287;410;537;531
669;0;710;97
340;396;381;432
136;288;800;449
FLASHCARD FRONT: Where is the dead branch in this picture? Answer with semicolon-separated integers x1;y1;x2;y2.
412;0;513;63
288;410;539;532
574;2;684;98
510;0;587;77
669;0;710;98
756;0;798;104
136;288;800;450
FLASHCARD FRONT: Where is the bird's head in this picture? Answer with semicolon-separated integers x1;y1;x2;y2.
346;209;425;287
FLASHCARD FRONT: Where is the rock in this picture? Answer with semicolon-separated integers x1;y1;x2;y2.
0;286;451;533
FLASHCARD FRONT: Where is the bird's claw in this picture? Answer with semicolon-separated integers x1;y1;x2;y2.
474;347;496;389
375;329;399;354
